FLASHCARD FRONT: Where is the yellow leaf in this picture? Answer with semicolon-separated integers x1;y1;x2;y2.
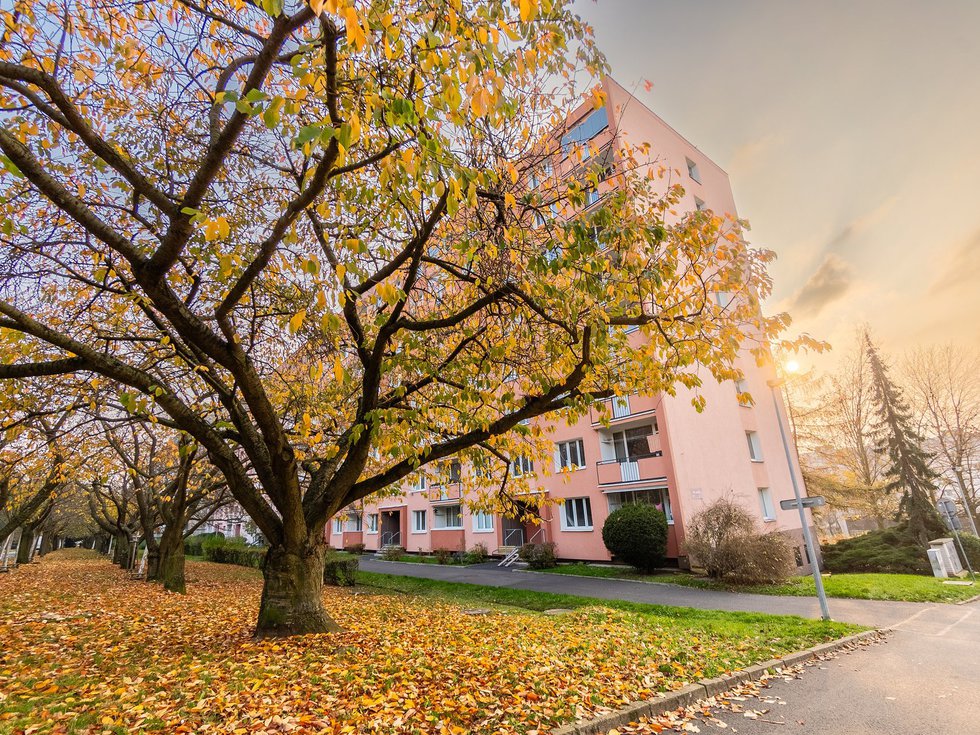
345;7;367;51
289;310;306;333
203;217;230;241
333;356;344;383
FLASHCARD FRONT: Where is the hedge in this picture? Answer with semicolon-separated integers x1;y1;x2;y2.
203;539;267;568
324;555;359;586
601;504;668;572
822;524;931;575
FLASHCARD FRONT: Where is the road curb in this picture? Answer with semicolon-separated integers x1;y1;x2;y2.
550;630;881;735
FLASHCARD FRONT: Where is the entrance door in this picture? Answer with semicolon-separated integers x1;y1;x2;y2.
380;510;401;547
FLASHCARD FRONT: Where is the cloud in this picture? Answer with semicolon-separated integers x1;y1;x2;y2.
790;254;854;317
823;197;898;255
929;228;980;295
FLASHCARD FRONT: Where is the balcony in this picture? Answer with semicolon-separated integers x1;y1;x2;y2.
589;394;659;426
596;447;669;487
428;484;462;504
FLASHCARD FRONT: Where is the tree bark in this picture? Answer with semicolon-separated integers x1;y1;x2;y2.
157;524;186;593
113;533;132;569
16;528;35;564
255;540;339;636
39;533;54;556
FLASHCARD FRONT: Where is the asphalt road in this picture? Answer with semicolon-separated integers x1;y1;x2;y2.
360;558;980;733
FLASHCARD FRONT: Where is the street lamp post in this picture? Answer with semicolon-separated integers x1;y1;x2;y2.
768;378;831;621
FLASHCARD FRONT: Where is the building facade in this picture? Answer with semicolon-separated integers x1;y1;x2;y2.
329;78;818;572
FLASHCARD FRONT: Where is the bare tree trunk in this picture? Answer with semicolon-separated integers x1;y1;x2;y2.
113;533;132;569
39;533;54;556
157;523;186;593
16;528;35;564
256;538;337;636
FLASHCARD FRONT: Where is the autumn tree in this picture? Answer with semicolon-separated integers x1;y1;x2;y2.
866;335;945;545
904;345;980;533
0;0;788;634
104;421;229;592
788;332;896;530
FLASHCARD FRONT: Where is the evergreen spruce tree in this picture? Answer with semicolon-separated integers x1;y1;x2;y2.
865;335;946;546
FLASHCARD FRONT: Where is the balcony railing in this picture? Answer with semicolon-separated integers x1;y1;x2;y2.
428;484;462;503
596;451;669;486
589;394;658;425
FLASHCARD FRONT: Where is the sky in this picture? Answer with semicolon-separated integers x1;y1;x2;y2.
575;0;980;370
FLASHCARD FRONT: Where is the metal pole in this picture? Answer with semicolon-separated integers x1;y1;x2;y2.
952;466;979;536
770;381;832;621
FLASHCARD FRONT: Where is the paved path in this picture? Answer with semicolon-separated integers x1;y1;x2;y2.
359;557;962;627
361;558;980;733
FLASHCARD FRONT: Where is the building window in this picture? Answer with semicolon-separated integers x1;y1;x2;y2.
433;504;463;530
448;460;461;484
473;511;495;532
410;474;426;492
345;512;363;532
612;423;657;461
412;510;427;533
758;487;776;521
561;107;608;156
686;157;701;183
366;513;379;534
584;188;601;208
694;196;706;212
715;291;732;308
332;518;343;534
562;497;593;530
555;439;587;471
746;431;763;462
607;487;673;524
512;455;534;477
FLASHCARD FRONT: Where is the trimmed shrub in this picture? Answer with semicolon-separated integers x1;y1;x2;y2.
518;541;557;569
601;503;668;572
822;524;931;575
324;554;358;586
203;539;266;568
380;545;405;561
184;532;223;557
685;498;794;585
433;548;454;565
343;543;366;554
463;543;489;565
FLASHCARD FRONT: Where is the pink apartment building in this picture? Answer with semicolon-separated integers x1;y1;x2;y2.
329;78;818;572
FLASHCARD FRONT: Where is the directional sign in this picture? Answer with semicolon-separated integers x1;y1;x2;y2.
780;496;826;510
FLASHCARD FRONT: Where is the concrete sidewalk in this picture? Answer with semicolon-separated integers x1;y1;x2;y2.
359;557;965;628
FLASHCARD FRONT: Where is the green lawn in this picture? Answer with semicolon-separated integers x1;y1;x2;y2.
539;563;979;603
355;570;861;653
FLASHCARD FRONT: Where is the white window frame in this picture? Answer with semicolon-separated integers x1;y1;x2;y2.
606;488;674;525
746;431;763;462
344;512;363;532
686;157;701;183
433;504;463;530
555;438;587;472
472;510;495;533
758;487;776;521
512;455;534;477
332;517;343;534
409;474;426;492
411;509;427;534
366;513;379;534
561;497;593;531
694;196;707;211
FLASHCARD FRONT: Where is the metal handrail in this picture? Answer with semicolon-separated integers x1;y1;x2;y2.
502;527;525;547
380;531;401;548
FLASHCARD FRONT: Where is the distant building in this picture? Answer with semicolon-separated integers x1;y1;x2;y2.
331;78;818;572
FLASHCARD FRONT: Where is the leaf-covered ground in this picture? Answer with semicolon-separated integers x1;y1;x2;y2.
0;551;855;734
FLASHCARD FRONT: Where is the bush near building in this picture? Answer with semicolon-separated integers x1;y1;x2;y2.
953;532;980;569
202;536;267;569
821;524;932;575
601;504;669;572
519;542;558;569
685;498;794;585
